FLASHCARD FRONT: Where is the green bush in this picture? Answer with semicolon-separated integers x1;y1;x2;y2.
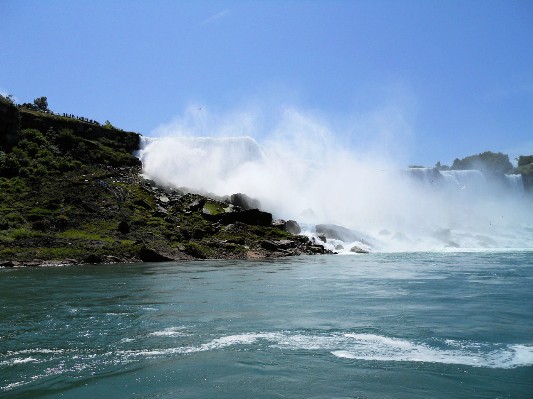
0;212;25;230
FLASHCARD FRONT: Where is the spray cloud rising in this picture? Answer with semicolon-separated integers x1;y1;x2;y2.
140;105;532;252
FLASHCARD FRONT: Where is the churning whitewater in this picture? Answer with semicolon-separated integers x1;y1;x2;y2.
140;110;532;252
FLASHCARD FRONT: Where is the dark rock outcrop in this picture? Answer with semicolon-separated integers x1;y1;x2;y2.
228;193;261;210
208;208;273;226
350;246;369;254
139;247;176;262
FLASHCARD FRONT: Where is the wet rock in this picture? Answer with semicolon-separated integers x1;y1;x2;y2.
84;254;103;264
21;261;42;267
0;260;15;267
229;193;261;210
104;255;124;263
187;198;206;212
350;245;369;254
217;209;273;226
261;239;296;252
285;220;301;235
139;247;174;262
308;245;326;254
335;244;344;250
318;234;327;243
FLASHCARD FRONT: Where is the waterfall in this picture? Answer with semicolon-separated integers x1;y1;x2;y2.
505;174;524;193
139;135;532;251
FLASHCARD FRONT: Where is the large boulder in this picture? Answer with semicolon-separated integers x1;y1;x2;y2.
261;239;296;251
350;245;369;254
228;193;261;210
138;246;193;262
272;219;302;235
218;209;273;226
315;224;360;242
285;220;301;235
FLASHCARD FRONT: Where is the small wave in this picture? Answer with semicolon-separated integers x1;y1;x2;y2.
329;334;533;369
0;357;39;367
118;332;533;369
3;332;531;392
6;348;67;356
148;327;190;337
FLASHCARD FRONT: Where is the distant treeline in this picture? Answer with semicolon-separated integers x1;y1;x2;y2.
411;151;533;177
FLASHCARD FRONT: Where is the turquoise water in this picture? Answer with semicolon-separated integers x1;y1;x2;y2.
1;252;532;398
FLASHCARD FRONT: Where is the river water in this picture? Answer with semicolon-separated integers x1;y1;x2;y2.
1;252;532;398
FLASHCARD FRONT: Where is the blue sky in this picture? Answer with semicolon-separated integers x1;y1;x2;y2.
1;0;532;166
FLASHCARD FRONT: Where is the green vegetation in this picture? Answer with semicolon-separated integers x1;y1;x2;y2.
517;155;533;168
0;94;15;106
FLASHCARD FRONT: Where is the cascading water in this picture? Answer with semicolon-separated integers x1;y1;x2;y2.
505;173;525;193
140;135;532;252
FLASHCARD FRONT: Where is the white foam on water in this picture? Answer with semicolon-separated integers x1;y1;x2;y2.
3;332;531;391
6;348;67;356
148;326;190;337
116;331;533;369
0;357;39;367
330;334;533;369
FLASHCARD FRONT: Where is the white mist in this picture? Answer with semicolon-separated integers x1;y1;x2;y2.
140;107;532;252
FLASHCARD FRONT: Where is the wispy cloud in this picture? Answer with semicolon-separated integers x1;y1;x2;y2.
201;9;229;26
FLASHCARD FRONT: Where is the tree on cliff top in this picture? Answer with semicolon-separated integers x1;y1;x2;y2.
33;97;49;112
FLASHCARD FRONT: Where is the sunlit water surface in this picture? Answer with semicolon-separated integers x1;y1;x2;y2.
1;252;532;398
